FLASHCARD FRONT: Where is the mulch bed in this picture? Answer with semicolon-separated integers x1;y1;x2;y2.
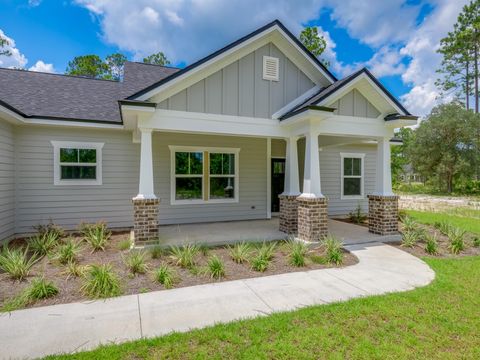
391;222;480;258
0;232;358;310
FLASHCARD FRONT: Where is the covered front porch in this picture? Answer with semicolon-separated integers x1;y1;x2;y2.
156;218;401;247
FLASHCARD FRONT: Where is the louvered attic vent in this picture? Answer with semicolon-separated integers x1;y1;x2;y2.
263;56;279;81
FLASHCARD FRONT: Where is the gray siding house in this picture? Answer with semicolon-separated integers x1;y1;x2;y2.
0;20;417;245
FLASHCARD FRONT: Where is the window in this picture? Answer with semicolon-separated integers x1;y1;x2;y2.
51;141;104;185
262;56;279;81
341;153;365;199
170;146;239;204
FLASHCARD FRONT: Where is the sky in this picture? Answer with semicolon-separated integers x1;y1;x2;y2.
0;0;469;117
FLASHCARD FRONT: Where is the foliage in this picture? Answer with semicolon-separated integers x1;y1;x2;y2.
401;231;419;248
81;264;122;299
228;242;252;264
473;236;480;247
53;239;81;265
143;52;170;66
287;240;309;267
0;246;38;280
391;127;415;186
424;234;439;255
117;238;132;251
123;251;148;275
348;204;367;224
169;244;199;268
153;264;176;289
250;254;270;272
299;26;329;67
207;255;225;279
407;210;480;235
81;222;111;252
33;221;64;241
0;33;11;56
435;220;453;236
322;235;343;265
29;232;59;257
63;261;86;279
257;242;276;261
447;227;466;254
104;53;127;80
150;245;164;259
66;55;110;79
28;277;59;300
199;244;210;256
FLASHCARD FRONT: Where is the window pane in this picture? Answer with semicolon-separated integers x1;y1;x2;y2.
61;166;96;180
175;152;203;175
175;177;202;200
60;148;78;163
210;153;235;175
352;158;361;176
344;178;361;196
273;161;285;174
343;157;352;176
79;149;96;163
210;177;235;199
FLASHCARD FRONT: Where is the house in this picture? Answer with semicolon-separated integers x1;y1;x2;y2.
0;20;417;245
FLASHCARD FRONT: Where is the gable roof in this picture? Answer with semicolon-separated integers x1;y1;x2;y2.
126;19;337;101
280;67;412;120
0;62;178;124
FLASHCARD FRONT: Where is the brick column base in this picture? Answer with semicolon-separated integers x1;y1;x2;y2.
132;198;160;244
279;195;298;234
297;196;328;241
368;195;399;235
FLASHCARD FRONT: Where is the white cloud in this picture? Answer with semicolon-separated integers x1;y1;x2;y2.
0;29;27;68
28;60;55;73
28;0;42;7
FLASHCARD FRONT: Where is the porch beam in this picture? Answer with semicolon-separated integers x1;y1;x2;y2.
134;128;156;200
373;137;394;196
282;136;300;196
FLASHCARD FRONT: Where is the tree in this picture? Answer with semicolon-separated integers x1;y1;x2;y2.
0;34;11;57
105;53;127;81
391;127;415;186
65;55;110;79
299;26;329;67
409;102;478;193
143;52;170;66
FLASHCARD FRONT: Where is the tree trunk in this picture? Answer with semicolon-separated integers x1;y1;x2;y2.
475;44;479;113
466;59;470;110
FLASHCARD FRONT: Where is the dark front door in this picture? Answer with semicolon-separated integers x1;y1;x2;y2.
271;158;285;212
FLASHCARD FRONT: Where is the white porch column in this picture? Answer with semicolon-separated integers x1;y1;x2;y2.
135;128;156;199
374;137;394;196
300;132;323;198
282;136;300;196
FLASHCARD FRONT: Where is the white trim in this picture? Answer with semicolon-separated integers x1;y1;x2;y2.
340;152;365;200
51;141;104;186
266;138;272;219
271;85;321;120
169;145;240;205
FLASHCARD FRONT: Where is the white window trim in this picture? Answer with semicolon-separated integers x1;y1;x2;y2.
169;145;240;205
262;56;279;81
340;152;365;200
51;141;104;186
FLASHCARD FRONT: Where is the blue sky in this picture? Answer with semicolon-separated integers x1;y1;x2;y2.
0;0;468;116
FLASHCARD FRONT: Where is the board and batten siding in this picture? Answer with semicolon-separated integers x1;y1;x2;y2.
329;89;381;118
14;126;140;234
0;119;15;241
153;132;267;225
158;43;316;118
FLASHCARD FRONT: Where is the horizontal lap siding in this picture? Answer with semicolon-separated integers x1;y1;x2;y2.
0;120;15;242
15;126;139;234
154;133;267;225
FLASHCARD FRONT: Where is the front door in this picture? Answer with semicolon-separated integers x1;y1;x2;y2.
271;158;285;212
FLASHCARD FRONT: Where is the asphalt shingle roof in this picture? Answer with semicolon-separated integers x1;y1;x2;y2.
0;61;178;124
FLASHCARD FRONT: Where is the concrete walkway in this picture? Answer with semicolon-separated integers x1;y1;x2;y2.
0;243;435;359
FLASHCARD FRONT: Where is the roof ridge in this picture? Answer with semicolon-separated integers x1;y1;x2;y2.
0;67;121;83
125;61;181;70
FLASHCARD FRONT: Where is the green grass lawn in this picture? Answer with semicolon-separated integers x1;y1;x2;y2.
405;209;480;235
46;256;480;360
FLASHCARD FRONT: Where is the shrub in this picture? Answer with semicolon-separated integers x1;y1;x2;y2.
150;245;164;259
29;232;59;257
402;216;419;233
348;204;367;224
251;254;269;272
169;244;199;268
435;220;452;236
228;242;252;264
53;238;81;265
123;251;148;275
117;239;132;251
32;221;64;241
424;234;438;255
448;227;466;255
81;264;121;299
28;277;59;300
207;255;225;279
473;237;480;247
322;235;343;265
0;246;38;280
81;222;111;252
1;293;29;312
310;254;327;264
401;231;419;248
199;244;210;256
287;240;309;267
64;261;86;279
153;264;176;289
257;242;276;261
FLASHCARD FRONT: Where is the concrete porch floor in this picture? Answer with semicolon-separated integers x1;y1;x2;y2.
157;218;401;247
